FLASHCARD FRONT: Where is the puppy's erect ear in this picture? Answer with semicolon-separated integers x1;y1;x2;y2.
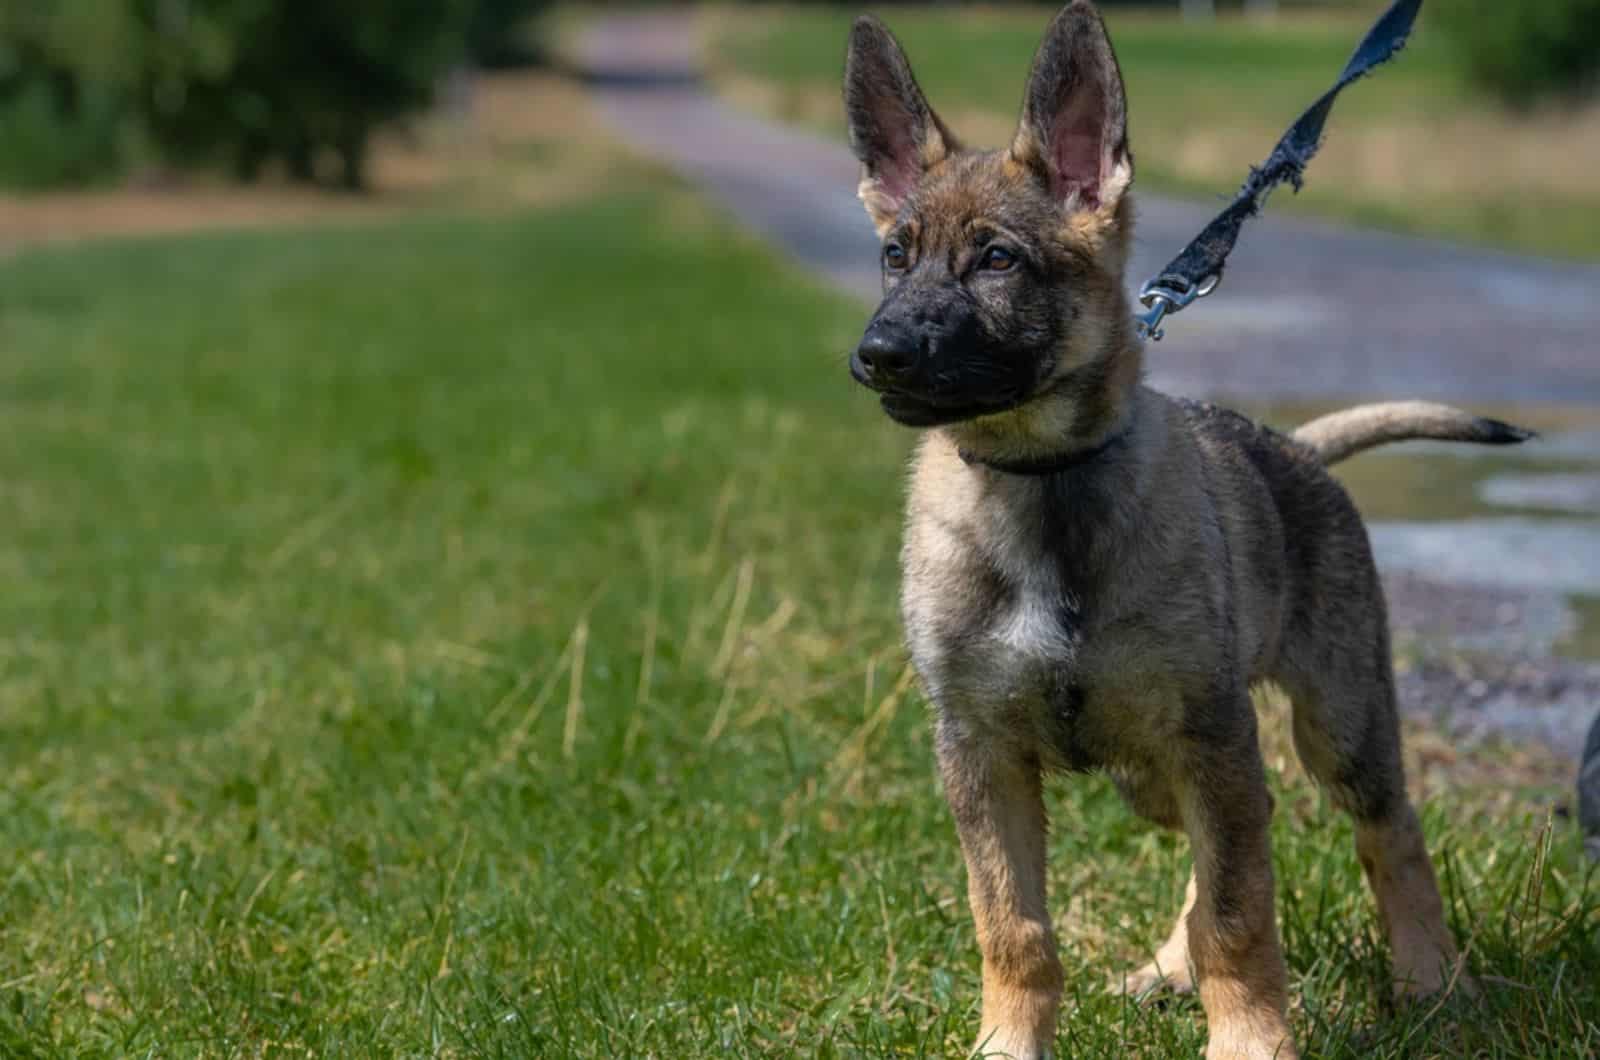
843;16;958;232
1010;1;1132;215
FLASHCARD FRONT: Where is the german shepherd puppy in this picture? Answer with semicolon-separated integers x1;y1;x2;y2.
843;4;1528;1057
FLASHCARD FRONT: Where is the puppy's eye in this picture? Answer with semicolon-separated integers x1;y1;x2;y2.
883;243;908;270
982;246;1017;272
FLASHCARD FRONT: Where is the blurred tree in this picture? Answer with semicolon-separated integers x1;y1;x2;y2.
0;1;141;186
1439;0;1600;108
0;0;549;190
138;0;472;190
467;0;549;68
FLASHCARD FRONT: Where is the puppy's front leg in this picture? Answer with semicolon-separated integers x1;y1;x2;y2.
1178;700;1297;1060
938;729;1061;1059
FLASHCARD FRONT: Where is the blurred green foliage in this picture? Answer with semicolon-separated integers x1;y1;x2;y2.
0;0;548;191
1439;0;1600;108
468;0;550;69
0;2;142;187
140;0;472;190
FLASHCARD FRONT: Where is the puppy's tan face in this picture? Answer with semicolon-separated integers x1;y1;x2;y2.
844;5;1135;428
855;149;1132;426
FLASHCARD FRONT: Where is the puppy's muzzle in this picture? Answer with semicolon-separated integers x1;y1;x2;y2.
851;319;923;391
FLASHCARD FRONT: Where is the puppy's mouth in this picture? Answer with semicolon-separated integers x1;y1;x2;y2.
850;355;1049;427
876;391;1027;427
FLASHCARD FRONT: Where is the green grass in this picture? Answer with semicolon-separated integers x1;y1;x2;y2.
719;6;1463;120
1558;595;1600;662
1;179;1596;1057
708;5;1600;259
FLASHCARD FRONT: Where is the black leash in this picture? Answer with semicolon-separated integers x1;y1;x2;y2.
1133;0;1423;341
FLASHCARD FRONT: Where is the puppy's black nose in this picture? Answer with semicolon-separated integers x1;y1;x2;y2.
854;323;919;385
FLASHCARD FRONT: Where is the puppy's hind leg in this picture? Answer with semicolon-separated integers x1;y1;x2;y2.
1114;871;1197;999
1278;637;1462;999
1105;771;1196;998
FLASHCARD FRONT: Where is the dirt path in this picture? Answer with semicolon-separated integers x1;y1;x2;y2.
581;12;1600;406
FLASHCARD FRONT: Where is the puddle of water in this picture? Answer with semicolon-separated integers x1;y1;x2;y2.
1468;268;1599;321
1368;518;1600;596
1480;472;1600;514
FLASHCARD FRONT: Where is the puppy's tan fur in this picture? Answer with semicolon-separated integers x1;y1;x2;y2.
843;5;1525;1057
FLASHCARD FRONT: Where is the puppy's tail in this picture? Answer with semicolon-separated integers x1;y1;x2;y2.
1293;401;1535;466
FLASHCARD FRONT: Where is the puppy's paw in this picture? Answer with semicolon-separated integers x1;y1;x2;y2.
971;1026;1051;1060
1204;1025;1298;1060
1108;959;1195;1001
1391;952;1477;1002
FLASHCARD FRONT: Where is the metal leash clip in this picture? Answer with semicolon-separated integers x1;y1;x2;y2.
1134;272;1220;342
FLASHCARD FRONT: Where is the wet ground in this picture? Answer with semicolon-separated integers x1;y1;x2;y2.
1362;429;1600;755
578;13;1600;761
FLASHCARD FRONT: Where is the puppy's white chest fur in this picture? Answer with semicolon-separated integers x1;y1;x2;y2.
911;559;1070;677
900;461;1081;733
989;547;1075;659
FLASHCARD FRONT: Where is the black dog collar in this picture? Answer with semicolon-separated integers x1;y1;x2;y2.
958;430;1126;477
